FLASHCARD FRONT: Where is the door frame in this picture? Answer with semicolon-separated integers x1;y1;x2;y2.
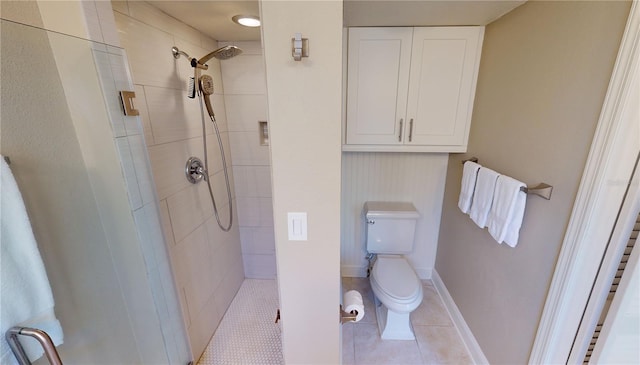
530;1;640;363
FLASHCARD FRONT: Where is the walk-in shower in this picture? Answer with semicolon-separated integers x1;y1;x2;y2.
172;45;242;232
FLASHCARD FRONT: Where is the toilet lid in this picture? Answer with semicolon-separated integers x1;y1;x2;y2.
372;256;421;301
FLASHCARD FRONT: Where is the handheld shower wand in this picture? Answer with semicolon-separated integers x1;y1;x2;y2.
199;75;215;118
170;45;243;232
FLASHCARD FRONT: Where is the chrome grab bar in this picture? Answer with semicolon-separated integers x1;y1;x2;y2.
6;327;63;365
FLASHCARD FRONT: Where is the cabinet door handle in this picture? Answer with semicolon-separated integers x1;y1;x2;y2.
409;118;414;142
398;119;403;142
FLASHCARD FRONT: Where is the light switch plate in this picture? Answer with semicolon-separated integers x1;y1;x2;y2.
287;212;307;241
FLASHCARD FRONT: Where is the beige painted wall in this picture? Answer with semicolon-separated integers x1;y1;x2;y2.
435;1;631;364
261;1;343;363
113;1;244;359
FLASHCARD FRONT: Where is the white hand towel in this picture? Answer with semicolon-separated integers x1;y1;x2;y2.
487;175;527;247
469;167;499;228
458;161;481;214
1;156;64;364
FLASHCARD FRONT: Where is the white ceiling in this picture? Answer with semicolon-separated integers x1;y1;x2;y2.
148;1;261;42
147;0;526;42
344;0;527;27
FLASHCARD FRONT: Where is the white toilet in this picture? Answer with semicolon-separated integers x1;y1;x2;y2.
364;201;423;340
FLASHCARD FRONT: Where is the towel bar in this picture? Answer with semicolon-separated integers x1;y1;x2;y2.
461;157;553;200
6;327;63;365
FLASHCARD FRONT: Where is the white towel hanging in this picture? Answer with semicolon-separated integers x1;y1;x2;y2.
1;156;64;364
487;175;527;247
469;167;500;228
458;161;481;214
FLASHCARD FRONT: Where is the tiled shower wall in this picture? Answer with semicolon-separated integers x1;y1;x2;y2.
220;41;276;279
112;1;244;358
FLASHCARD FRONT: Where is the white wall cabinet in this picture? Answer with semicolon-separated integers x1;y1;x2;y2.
344;27;484;152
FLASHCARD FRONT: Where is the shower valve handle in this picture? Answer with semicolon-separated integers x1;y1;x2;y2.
186;157;207;184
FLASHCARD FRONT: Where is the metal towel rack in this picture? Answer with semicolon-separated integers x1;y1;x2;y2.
462;157;553;200
6;327;63;365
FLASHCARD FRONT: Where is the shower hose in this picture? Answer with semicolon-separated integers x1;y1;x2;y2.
198;94;233;232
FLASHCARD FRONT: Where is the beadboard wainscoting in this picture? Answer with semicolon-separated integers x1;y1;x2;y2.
341;152;448;278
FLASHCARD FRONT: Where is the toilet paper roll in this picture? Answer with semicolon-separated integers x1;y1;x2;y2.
343;290;365;322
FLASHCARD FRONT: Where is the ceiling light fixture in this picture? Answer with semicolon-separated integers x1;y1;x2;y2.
232;15;261;27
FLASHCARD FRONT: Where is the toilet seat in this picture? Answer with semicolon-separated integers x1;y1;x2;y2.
370;255;423;313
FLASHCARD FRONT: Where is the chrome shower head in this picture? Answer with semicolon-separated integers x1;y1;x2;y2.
197;46;243;65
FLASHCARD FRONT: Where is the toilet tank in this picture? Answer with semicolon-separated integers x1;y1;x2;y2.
364;202;420;254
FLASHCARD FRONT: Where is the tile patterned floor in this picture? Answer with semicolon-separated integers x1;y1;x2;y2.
198;279;283;365
342;277;473;365
198;278;471;365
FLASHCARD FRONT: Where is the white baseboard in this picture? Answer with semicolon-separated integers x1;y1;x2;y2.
414;267;432;280
341;265;432;280
432;270;489;365
341;265;367;278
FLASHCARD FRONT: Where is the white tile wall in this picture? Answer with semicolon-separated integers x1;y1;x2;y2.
221;42;275;279
221;55;267;95
133;204;160;273
229;131;271;166
225;94;268;132
115;136;143;210
148;136;205;199
129;134;156;205
126;1;202;47
95;0;120;47
114;12;182;89
233;166;272;198
206;132;232;175
209;94;229;132
80;1;103;44
236;197;274;228
240;226;276;254
213;253;245;317
243;254;277;279
143;85;214;144
167;182;215;243
90;13;191;363
113;1;245;360
172;225;216;317
93;49;127;137
134;85;155;144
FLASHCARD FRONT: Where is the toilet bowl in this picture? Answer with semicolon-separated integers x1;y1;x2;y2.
369;255;423;340
364;201;422;340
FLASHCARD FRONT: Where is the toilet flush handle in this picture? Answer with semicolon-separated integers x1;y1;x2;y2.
367;220;375;225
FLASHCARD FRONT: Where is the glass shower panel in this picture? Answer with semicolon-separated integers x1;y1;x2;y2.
1;19;189;364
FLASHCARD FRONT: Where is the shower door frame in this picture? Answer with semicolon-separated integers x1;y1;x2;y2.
530;2;640;363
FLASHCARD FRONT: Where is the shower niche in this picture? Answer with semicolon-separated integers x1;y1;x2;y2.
259;121;269;146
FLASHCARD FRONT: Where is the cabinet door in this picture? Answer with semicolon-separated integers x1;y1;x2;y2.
346;27;413;145
405;27;484;147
